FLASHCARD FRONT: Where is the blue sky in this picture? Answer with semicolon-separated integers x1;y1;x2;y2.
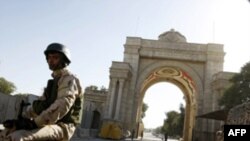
1;0;250;128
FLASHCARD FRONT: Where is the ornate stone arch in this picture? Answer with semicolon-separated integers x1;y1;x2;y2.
133;60;203;141
136;60;203;98
104;29;225;141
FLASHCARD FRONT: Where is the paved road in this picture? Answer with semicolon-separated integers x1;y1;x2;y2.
71;132;179;141
141;132;178;141
72;138;178;141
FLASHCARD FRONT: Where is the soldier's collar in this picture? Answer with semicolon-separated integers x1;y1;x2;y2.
52;68;69;78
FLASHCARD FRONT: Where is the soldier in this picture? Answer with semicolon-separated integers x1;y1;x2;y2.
0;43;83;141
131;129;135;141
164;132;168;141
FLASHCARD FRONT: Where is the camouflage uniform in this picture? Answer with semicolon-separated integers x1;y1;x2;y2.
0;68;83;141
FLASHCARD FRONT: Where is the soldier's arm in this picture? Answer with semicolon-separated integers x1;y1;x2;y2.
23;94;46;119
34;75;78;127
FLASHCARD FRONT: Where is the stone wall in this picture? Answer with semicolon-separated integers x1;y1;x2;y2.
0;92;25;123
0;92;38;123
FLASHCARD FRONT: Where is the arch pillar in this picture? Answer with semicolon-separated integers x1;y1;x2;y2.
114;79;125;120
108;78;118;118
105;62;131;120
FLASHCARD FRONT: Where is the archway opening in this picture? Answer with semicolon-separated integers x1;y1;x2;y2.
91;110;101;129
142;82;186;140
137;67;197;141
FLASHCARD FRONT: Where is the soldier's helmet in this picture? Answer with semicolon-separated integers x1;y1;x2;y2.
44;43;71;65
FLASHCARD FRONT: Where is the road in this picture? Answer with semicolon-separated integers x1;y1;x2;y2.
71;132;179;141
0;125;179;141
139;132;178;141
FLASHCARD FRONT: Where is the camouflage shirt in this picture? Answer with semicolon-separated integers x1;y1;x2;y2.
26;68;83;127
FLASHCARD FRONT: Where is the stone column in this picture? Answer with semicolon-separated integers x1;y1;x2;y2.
108;78;118;118
114;79;125;120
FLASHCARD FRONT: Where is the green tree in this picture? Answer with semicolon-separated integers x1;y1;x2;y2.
219;61;250;109
162;111;180;137
141;102;148;119
0;77;16;94
176;104;185;136
161;104;185;138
